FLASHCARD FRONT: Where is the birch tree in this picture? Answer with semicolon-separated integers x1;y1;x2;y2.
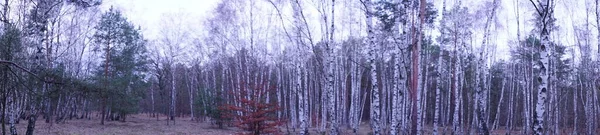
390;0;408;134
433;1;448;134
528;0;554;134
291;0;308;133
157;11;196;124
325;0;339;134
442;3;473;134
363;0;381;134
475;0;499;134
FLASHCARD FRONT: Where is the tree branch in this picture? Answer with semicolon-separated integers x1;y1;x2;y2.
293;0;316;49
0;60;61;84
529;0;543;17
542;0;551;21
264;0;295;44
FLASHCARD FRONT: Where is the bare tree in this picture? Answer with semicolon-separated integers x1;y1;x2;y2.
528;0;554;134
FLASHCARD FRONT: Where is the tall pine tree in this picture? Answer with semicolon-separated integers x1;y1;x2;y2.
92;7;149;124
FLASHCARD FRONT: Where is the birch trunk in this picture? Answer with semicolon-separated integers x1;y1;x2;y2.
532;1;552;134
574;78;579;134
475;0;499;134
586;81;593;135
297;64;307;134
291;0;308;133
433;48;443;135
524;52;531;135
391;0;407;134
452;28;462;135
8;91;16;135
511;0;520;132
492;78;506;130
327;0;339;134
350;54;360;132
364;0;381;134
419;51;428;133
390;45;408;135
595;1;600;134
506;67;515;131
151;80;156;117
188;72;194;121
170;64;176;123
433;1;447;134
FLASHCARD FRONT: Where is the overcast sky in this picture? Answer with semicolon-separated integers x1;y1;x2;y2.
101;0;220;39
101;0;596;61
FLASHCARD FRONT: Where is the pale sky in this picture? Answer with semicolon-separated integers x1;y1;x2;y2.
101;0;597;62
102;0;220;39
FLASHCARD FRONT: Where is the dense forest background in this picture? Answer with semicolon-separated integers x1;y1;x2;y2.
0;0;599;135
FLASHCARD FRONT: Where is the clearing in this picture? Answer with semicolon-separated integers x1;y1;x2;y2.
11;114;238;135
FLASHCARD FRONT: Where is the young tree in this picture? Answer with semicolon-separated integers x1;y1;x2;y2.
92;7;149;124
221;80;284;135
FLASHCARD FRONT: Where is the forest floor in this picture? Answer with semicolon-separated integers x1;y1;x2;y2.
11;114;575;135
12;114;239;135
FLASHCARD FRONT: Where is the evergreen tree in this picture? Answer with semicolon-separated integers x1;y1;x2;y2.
0;24;23;135
92;7;149;124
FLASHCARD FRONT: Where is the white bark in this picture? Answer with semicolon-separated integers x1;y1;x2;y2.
598;0;600;57
433;47;443;135
594;1;600;134
151;80;155;117
492;78;506;130
365;0;381;134
292;0;308;133
391;0;407;134
188;71;194;121
290;0;301;131
414;1;426;134
290;71;297;129
586;81;594;135
327;0;338;134
524;56;531;134
433;1;447;134
170;64;176;124
508;73;515;131
419;51;429;134
573;75;579;134
8;92;16;135
452;33;463;135
297;64;307;134
532;0;552;134
350;55;360;132
475;0;499;134
277;68;282;120
390;42;408;135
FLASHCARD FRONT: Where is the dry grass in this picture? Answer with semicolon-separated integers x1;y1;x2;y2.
11;114;239;135
12;116;583;135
